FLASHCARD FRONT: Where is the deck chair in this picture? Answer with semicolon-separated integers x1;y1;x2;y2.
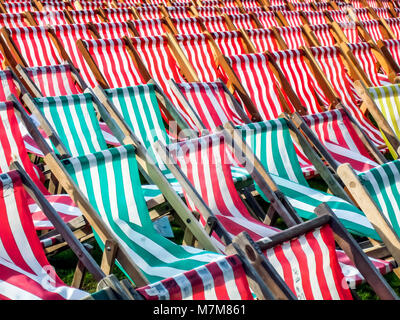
240;0;264;8
277;11;304;27
199;15;232;32
301;11;328;26
100;7;137;23
227;13;262;30
73;0;108;10
219;7;245;15
287;2;314;12
333;21;361;43
130;18;174;36
245;28;281;52
163;5;193;18
169;17;205;34
384;18;400;39
26;11;70;26
90;21;136;38
67;9;104;24
305;24;338;47
35;0;72;11
0;13;30;28
243;6;264;14
350;8;374;21
0;2;37;14
325;9;351;23
193;6;222;17
252;11;281;28
357;19;394;43
373;8;395;19
210;30;255;56
135;5;164;20
273;26;310;50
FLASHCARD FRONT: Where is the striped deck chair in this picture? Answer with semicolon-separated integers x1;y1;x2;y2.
358;20;388;43
52;24;99;87
200;16;231;32
352;8;373;22
245;28;280;53
0;101;83;229
91;21;135;38
380;39;400;75
385;18;400;39
0;69;21;101
309;24;336;46
130;18;171;36
302;11;327;26
194;6;222;17
74;0;108;10
164;6;193;18
243;6;264;14
0;2;36;14
38;0;70;11
219;7;244;15
274;26;308;50
336;21;360;43
240;0;263;8
347;0;364;9
279;11;304;27
227;13;261;30
0;13;29;28
326;10;350;23
67;10;103;24
28;11;70;26
0;170;88;300
170;17;204;34
252;11;280;28
101;8;136;23
374;8;394;19
267;5;287;12
365;0;380;8
310;46;385;149
135;5;164;20
210;30;250;56
289;3;313;11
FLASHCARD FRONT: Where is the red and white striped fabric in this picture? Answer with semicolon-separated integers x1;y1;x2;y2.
198;0;220;6
302;109;380;173
1;3;36;14
241;0;261;8
165;6;192;19
80;38;144;88
327;10;350;23
219;7;243;15
137;255;254;300
276;26;307;50
265;225;353;300
131;19;168;37
385;18;400;39
135;5;163;20
53;24;99;87
171;17;203;34
380;0;391;8
243;6;264;13
269;0;286;6
374;8;392;19
0;69;21;102
314;2;329;11
76;0;106;10
310;24;336;46
210;31;248;56
349;0;363;9
176;34;220;82
290;3;313;11
268;5;287;12
382;39;400;70
339;22;360;44
246;28;279;53
253;12;280;28
0;102;83;230
200;16;230;32
281;11;303;27
40;0;68;12
0;171;88;300
102;8;136;23
91;21;133;39
228;14;257;30
195;6;221;17
303;11;326;26
30;11;69;26
353;8;372;22
0;13;29;28
366;0;380;8
169;134;281;251
348;42;390;86
310;46;385;149
8;26;63;67
360;20;384;42
68;10;102;24
270;49;329;114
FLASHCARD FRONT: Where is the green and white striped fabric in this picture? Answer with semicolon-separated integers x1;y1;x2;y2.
367;85;400;158
34;93;108;157
358;160;400;236
237;119;380;240
62;144;222;283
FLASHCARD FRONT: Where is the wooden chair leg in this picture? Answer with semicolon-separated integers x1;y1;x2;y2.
71;243;93;289
100;239;118;275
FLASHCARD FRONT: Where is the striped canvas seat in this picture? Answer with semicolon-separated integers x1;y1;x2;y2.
275;26;307;50
246;28;279;53
53;24;99;87
75;0;107;10
268;5;287;12
269;49;329;114
280;11;303;27
1;2;36;14
130;19;169;36
348;0;363;9
290;3;313;11
382;39;400;69
219;7;243;15
338;22;360;43
29;11;69;26
0;69;21;101
326;10;350;23
365;0;380;8
164;6;192;19
374;8;393;19
200;16;230;32
309;24;336;46
359;20;385;42
252;12;280;28
302;11;327;26
241;0;262;8
101;8;136;23
210;31;249;56
39;0;69;11
314;2;330;11
228;13;259;30
170;17;203;34
0;13;29;27
135;5;163;20
67;10;103;24
0;171;88;300
195;6;221;17
310;46;385;149
91;21;134;38
0;101;83;230
385;18;400;39
243;6;264;13
353;8;372;22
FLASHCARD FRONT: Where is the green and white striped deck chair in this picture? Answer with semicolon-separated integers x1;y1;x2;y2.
103;84;251;200
236;119;380;240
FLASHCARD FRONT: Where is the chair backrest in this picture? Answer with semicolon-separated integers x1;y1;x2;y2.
102;8;136;23
385;18;400;39
275;26;307;50
164;5;192;18
359;20;385;42
171;17;203;34
0;13;29;28
228;13;259;30
253;11;280;28
382;39;400;71
210;30;249;56
326;10;350;23
338;22;360;44
353;8;372;21
290;3;313;11
33;93;108;156
309;24;336;46
302;11;326;25
280;11;303;27
241;0;262;8
75;0;107;10
374;8;393;19
219;7;243;15
1;2;36;14
67;9;103;23
200;16;230;32
0;69;21;102
194;6;221;17
91;21;134;38
53;24;98;87
29;11;70;26
39;0;69;11
130;18;169;36
366;0;380;8
0;170;88;300
246;28;279;52
135;5;163;20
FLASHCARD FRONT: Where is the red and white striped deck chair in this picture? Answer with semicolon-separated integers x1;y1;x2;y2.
252;11;280;28
309;24;336;46
198;0;220;6
379;0;391;8
0;2;36;14
0;13;29;28
289;3;313;11
74;0;108;10
200;16;231;32
267;5;287;12
268;0;286;6
210;30;249;56
0;69;21;102
359;20;386;42
175;33;220;82
269;49;329;114
365;0;380;8
0;102;83;230
243;6;264;13
0;170;88;300
164;6;192;18
170;17;203;34
326;10;350;23
374;8;393;20
381;39;400;71
275;26;307;50
302;11;327;26
219;7;244;15
246;28;280;52
314;2;329;11
67;10;103;24
4;26;63;67
194;6;221;17
348;42;390;86
338;21;360;43
38;0;70;11
348;0;363;9
310;46;385;149
78;38;145;88
352;8;373;22
91;21;134;38
130;18;170;36
227;13;260;30
385;18;400;39
29;11;70;26
52;24;99;87
101;8;136;22
240;0;262;9
280;11;304;27
135;5;164;20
